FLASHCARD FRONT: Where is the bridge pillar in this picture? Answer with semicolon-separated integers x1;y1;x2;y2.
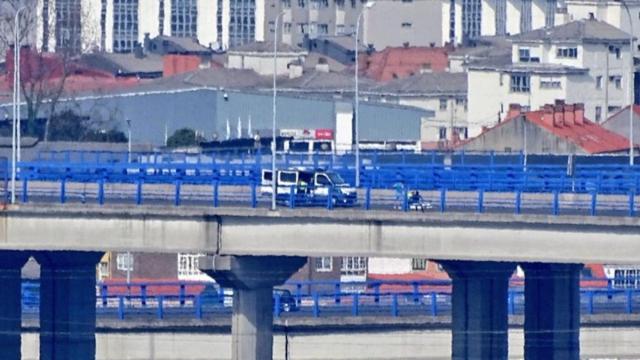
522;263;582;360
35;251;104;360
0;251;29;360
442;261;516;360
200;255;306;360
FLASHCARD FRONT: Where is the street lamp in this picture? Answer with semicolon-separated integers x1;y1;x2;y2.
12;6;26;204
354;1;375;187
617;0;635;165
126;119;132;163
271;11;285;211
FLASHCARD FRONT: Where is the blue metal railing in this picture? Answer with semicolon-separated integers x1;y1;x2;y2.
20;278;640;320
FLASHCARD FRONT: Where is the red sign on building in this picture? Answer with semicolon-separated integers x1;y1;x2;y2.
315;128;334;140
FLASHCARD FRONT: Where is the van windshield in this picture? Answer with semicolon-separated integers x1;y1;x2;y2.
327;172;345;185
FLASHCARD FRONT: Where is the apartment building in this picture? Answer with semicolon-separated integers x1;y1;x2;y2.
467;18;633;136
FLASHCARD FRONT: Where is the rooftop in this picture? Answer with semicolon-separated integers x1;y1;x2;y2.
228;41;306;54
149;35;212;55
369;72;467;96
512;18;632;44
362;46;450;82
510;103;630;154
81;52;164;78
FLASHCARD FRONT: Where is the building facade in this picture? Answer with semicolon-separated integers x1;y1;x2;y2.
467;19;633;136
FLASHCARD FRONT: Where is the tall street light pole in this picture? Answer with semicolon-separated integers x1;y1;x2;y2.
618;0;635;165
12;6;26;204
355;2;375;188
272;11;285;211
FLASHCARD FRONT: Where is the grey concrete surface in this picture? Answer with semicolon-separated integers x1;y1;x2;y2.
1;204;640;264
17;326;640;360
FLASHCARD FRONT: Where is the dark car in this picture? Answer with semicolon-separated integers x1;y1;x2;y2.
274;288;298;312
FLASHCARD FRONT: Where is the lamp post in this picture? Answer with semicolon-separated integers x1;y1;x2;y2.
126;119;132;163
272;11;285;211
12;7;26;204
617;0;635;165
354;2;375;187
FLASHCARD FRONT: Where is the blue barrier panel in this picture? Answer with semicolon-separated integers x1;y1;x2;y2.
98;178;104;205
627;290;633;314
174;180;181;206
312;293;320;318
101;285;108;307
391;294;399;317
274;293;281;319
590;192;597;216
157;296;164;319
118;297;125;320
352;293;359;316
213;181;219;207
374;284;380;303
430;292;438;316
440;188;446;212
21;178;28;203
412;282;420;303
515;191;521;214
365;186;371;210
179;284;186;306
60;178;66;204
141;285;147;307
136;179;143;205
587;291;594;314
334;283;341;304
195;295;202;320
552;191;559;215
477;189;484;213
508;291;515;315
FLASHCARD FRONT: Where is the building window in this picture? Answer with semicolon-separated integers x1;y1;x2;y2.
401;22;412;28
282;0;291;8
315;257;333;272
268;21;275;33
98;260;110;280
100;0;107;50
336;24;345;35
439;98;447;110
113;0;139;53
116;253;134;271
159;0;165;35
55;0;83;54
609;45;621;59
336;0;345;8
595;106;602;122
510;73;530;92
228;0;256;47
341;257;367;276
495;0;506;35
177;253;205;279
518;48;539;62
449;0;456;43
608;105;621;113
284;22;292;34
613;269;640;289
556;47;578;58
520;0;532;33
439;127;447;140
544;0;556;28
540;77;561;89
298;0;306;7
596;75;603;89
216;0;223;46
454;126;469;139
461;0;481;43
171;0;198;37
298;23;308;34
610;75;622;89
412;258;427;271
318;23;329;34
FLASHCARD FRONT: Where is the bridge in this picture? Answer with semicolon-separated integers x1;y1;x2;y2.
3;151;640;360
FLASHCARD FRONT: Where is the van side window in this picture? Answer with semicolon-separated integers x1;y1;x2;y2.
280;172;297;182
263;171;273;181
316;175;331;185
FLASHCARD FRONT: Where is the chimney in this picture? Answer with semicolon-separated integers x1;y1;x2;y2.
574;103;585;125
507;103;521;120
543;104;554;126
563;104;575;126
554;99;565;107
143;33;151;53
553;105;565;127
133;42;145;59
288;62;303;79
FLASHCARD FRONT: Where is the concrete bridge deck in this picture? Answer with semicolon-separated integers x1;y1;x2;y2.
3;203;640;264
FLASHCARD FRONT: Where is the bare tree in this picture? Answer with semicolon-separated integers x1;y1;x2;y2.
0;0;101;140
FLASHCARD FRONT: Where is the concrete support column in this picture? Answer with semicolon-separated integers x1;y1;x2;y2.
0;251;29;360
442;261;516;360
35;251;104;360
200;255;306;360
522;263;582;360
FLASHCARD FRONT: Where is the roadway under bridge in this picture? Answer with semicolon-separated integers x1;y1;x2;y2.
2;204;639;359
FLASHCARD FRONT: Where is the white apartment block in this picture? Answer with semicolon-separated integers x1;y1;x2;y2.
467;19;633;137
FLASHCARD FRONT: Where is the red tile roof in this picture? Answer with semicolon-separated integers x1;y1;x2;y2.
520;107;630;154
362;47;449;82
